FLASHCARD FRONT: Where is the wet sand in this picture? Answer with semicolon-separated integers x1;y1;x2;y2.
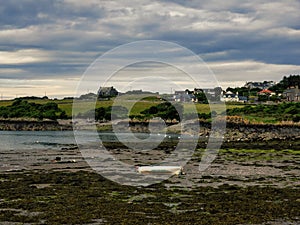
1;139;299;188
0;140;299;224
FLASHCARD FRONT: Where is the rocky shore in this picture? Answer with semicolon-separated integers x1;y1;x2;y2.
106;120;300;148
0;139;299;224
0;119;73;131
0;119;299;224
1;119;299;147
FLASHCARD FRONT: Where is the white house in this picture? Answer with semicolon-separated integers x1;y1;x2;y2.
221;91;247;103
221;91;239;102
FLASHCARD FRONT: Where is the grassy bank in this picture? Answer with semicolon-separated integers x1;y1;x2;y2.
0;98;241;117
2;98;300;125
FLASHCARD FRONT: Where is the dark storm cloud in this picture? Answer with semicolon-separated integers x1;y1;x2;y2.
0;0;299;95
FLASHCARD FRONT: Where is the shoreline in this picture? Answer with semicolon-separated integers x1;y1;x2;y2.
0;119;73;131
1;117;300;130
0;120;299;224
0;141;299;224
0;119;299;148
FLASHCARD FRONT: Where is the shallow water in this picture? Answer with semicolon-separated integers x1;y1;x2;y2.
0;130;76;150
0;131;183;172
0;132;299;224
0;130;182;151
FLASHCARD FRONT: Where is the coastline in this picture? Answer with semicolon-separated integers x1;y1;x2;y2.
0;119;73;131
1;119;299;146
0;119;299;224
0;138;299;224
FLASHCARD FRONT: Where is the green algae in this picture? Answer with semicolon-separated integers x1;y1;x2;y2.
0;171;298;224
219;148;300;162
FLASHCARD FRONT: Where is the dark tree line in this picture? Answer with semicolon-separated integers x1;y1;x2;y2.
140;102;183;122
79;102;184;122
269;75;300;94
226;87;261;97
0;99;68;120
225;75;300;98
77;106;128;121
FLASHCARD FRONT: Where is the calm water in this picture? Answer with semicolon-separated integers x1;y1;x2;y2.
0;130;77;150
0;130;186;174
0;131;182;151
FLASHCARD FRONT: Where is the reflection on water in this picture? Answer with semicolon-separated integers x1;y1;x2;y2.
0;130;76;150
0;130;186;173
0;130;185;151
98;132;181;142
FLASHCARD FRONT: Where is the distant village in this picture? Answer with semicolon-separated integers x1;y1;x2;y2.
95;79;300;104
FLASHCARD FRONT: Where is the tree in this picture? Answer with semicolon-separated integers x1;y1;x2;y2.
194;92;208;103
141;102;183;122
269;75;300;94
0;100;66;120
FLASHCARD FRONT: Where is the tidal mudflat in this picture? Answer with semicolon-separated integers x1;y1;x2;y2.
0;139;299;224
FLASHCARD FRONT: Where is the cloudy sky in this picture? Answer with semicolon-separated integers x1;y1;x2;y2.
0;0;300;99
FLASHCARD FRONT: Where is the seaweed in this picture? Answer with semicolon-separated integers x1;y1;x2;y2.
0;171;299;224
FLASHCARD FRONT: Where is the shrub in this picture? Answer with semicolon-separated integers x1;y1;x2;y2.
0;100;66;120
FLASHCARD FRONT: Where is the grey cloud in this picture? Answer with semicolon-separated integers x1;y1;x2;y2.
0;61;86;80
0;0;106;29
0;0;299;93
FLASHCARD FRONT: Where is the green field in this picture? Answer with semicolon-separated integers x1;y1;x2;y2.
0;98;243;117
